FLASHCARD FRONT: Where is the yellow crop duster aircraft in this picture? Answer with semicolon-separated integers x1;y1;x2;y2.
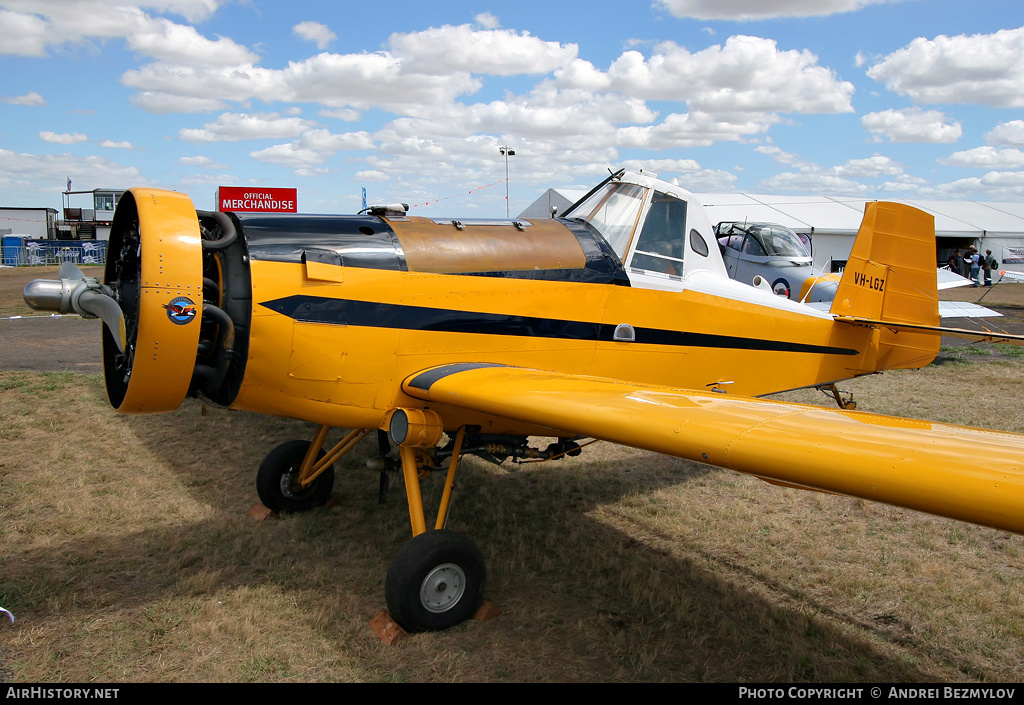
24;169;1024;633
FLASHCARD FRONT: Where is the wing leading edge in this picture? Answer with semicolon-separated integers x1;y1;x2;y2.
403;363;1024;535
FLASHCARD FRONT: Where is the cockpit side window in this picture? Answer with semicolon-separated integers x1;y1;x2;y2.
628;192;687;275
741;233;767;256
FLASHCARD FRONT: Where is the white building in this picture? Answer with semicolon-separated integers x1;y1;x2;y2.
0;207;59;240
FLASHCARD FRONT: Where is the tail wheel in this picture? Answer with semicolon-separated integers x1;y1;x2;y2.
385;529;485;632
256;439;335;513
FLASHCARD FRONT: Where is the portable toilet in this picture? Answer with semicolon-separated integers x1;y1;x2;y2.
2;235;28;266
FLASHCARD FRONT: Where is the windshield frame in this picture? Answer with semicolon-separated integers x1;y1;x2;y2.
564;181;650;261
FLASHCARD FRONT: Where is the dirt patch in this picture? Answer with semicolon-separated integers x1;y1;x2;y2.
0;316;101;372
1;266;103;372
0;265;70;317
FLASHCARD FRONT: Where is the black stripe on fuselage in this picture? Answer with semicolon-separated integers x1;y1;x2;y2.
260;295;860;356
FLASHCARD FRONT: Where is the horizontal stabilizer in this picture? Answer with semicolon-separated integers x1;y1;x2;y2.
834;315;1024;346
938;301;1001;318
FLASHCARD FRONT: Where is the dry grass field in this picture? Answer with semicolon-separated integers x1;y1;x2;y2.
2;265;1024;682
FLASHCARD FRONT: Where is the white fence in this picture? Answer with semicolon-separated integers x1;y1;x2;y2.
1;241;107;267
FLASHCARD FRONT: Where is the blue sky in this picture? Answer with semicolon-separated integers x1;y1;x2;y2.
3;0;1024;218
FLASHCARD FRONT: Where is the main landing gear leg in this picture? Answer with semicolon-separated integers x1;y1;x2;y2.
823;383;857;410
385;420;485;632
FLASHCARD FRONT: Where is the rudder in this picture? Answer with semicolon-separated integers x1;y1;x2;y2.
830;202;940;370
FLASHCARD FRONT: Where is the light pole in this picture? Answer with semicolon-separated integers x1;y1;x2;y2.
499;146;515;218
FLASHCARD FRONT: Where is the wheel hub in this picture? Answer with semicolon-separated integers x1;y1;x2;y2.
420;563;466;613
279;471;306;498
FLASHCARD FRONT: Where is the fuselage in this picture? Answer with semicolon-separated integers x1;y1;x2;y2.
229;214;877;435
33;173;935;434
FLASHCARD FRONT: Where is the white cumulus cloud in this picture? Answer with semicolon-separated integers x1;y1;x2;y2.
861;108;962;143
867;26;1024;107
178;155;227;169
933;171;1024;199
388;25;577;77
474;12;500;29
654;0;895;21
0;1;239;65
985;121;1024;147
293;21;336;50
179;112;318;143
128;16;257;66
833;155;905;178
940;147;1024;170
593;36;854;114
40;131;88;144
3;91;46;106
249;143;327;167
0;146;148;194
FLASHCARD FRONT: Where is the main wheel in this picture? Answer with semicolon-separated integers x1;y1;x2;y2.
256;439;335;513
385;529;486;632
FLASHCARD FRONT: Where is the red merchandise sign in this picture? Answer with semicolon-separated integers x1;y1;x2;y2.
217;186;297;213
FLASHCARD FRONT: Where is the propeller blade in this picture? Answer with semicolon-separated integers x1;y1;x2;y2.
59;261;86;280
77;289;127;353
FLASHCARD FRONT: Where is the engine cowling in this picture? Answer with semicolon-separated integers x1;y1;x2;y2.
25;188;250;414
102;188;205;413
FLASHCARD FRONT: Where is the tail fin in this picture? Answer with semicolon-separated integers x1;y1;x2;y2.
830;202;940;370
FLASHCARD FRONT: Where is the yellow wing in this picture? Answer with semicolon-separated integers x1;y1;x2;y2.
403;363;1024;535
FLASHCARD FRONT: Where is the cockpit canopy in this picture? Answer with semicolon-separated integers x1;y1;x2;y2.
561;170;724;288
715;222;811;260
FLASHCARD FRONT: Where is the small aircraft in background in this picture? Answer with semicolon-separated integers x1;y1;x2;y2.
23;169;1024;633
714;220;823;301
713;220;1006;323
714;221;996;305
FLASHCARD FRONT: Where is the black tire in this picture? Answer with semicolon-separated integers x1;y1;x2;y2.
385;529;486;632
256;439;335;513
771;277;791;298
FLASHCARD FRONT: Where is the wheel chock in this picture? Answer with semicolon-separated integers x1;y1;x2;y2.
473;600;501;622
247;503;278;521
369;610;409;645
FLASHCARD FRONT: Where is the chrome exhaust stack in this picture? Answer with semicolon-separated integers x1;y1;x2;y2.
23;262;127;352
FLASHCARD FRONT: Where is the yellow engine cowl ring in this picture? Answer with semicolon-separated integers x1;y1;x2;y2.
103;189;204;413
